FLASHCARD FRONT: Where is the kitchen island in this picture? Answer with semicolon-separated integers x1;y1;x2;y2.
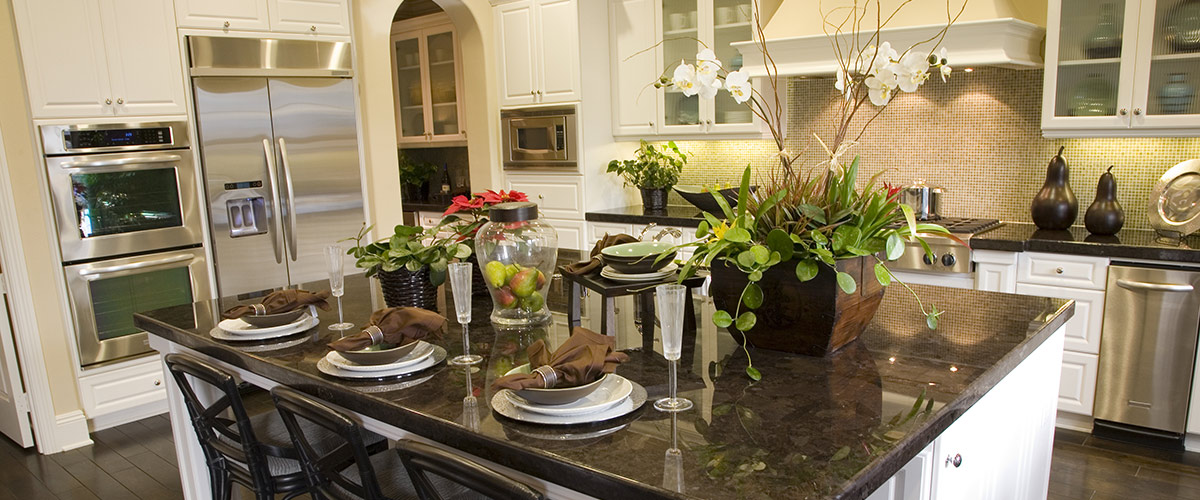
135;274;1072;500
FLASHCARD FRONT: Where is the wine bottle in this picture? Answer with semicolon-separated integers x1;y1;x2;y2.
439;163;451;202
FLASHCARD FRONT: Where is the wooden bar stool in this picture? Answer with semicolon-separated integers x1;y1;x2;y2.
395;440;544;500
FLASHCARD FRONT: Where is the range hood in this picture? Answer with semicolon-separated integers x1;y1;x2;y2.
732;0;1047;77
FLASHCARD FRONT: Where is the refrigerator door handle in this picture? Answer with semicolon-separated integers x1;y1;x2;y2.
1116;279;1195;293
277;137;300;262
262;139;285;264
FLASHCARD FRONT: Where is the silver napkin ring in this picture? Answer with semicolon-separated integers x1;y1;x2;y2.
533;365;558;389
364;325;384;346
251;304;266;316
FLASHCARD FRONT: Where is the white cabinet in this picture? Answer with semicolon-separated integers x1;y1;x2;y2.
609;0;658;136
544;218;586;251
12;0;187;119
175;0;349;35
78;355;168;430
494;0;581;107
1017;252;1109;289
505;174;585;219
866;445;934;500
1015;283;1106;354
1059;350;1100;415
972;250;1018;293
587;222;634;248
392;16;468;145
1042;0;1200;137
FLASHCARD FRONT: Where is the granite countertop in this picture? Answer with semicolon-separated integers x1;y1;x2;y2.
972;222;1200;262
586;205;705;227
136;275;1072;499
402;201;450;213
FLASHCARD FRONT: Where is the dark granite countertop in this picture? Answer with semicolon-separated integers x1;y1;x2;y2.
586;206;705;227
136;274;1072;500
402;201;450;213
972;223;1200;262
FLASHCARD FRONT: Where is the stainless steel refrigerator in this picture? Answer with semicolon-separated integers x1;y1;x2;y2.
190;36;364;298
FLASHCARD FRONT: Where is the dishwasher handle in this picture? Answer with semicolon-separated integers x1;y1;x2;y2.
1116;279;1195;293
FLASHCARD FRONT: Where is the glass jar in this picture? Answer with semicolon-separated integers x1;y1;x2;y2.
474;202;558;326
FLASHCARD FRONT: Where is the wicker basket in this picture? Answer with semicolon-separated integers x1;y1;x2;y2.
377;267;438;312
470;256;488;296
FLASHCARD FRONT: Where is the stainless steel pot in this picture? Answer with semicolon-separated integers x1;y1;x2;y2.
900;179;944;220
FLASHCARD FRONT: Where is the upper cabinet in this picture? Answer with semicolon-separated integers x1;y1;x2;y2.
610;0;762;138
175;0;350;35
1043;0;1200;137
391;16;467;145
12;0;187;119
494;0;581;107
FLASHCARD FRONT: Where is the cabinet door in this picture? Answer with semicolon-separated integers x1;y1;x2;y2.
11;0;113;118
100;0;187;116
534;0;580;103
1041;0;1141;132
588;222;634;248
658;0;705;133
542;218;586;250
426;28;466;141
1015;283;1106;354
610;0;659;136
1129;0;1200;129
1058;351;1099;415
392;34;429;143
174;0;270;30
268;0;350;35
505;174;584;219
706;0;758;133
496;1;538;106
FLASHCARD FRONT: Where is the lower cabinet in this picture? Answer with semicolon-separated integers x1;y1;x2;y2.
78;354;168;430
544;218;585;251
1058;350;1099;416
866;445;934;500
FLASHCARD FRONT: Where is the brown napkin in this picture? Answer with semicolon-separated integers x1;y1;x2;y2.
327;307;446;352
560;233;639;276
491;327;629;391
222;289;331;319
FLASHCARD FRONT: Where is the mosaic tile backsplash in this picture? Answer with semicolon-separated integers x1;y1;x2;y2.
667;68;1200;230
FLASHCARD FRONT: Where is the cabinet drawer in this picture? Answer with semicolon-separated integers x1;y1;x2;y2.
505;175;584;219
79;356;167;417
1018;252;1109;289
1058;351;1098;416
543;217;585;251
1015;283;1105;354
587;222;633;249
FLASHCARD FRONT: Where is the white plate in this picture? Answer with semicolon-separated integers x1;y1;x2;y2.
324;342;435;372
600;263;678;278
504;375;633;417
490;376;646;425
600;264;678;283
316;345;446;380
218;306;317;335
211;314;319;341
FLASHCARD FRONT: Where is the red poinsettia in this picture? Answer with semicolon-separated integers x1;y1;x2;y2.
443;189;529;216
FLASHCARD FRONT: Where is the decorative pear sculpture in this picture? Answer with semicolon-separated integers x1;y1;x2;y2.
1085;165;1125;235
1031;146;1078;230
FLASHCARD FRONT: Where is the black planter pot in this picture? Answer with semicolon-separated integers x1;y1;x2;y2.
376;267;438;312
640;187;668;211
402;182;429;204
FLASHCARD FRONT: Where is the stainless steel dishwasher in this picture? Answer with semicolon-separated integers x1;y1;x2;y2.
1094;264;1200;438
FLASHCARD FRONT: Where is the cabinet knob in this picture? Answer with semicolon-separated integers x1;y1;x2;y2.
946;453;962;468
116;97;123;105
1055;267;1064;274
536;90;543;95
530;90;536;96
154;379;162;387
648;121;654;126
223;21;231;28
1133;108;1143;116
310;25;317;32
104;98;112;105
1119;108;1128;116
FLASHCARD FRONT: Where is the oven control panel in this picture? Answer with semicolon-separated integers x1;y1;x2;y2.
64;127;172;150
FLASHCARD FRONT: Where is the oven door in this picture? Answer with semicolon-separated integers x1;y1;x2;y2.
503;115;576;169
64;247;211;366
46;149;203;262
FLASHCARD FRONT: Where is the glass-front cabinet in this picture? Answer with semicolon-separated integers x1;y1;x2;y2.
1043;0;1200;136
391;15;466;145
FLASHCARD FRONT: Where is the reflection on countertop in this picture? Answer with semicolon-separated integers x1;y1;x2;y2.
972;222;1200;261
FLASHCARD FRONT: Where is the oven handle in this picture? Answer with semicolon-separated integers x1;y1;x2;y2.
277;138;299;262
1116;279;1195;293
60;154;183;169
262;139;285;264
78;253;195;279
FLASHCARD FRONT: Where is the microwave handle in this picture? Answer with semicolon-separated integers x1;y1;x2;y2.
262;139;285;264
78;253;195;279
60;154;183;169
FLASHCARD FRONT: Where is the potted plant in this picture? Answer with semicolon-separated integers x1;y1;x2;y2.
441;189;531;295
607;140;689;211
659;1;963;378
398;151;437;203
345;222;472;311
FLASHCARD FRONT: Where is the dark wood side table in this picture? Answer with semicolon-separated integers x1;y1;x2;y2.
558;268;706;353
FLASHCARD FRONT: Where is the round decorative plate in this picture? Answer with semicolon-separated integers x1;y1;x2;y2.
324;342;435;372
490;376;646;425
504;375;633;417
211;314;319;341
316;345;446;380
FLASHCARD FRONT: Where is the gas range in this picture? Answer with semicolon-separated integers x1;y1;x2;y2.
889;217;1001;274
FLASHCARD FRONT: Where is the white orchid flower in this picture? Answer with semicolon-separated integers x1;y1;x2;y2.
695;49;722;86
835;67;853;100
894;51;930;93
673;62;700;97
697;77;722;99
865;67;896;106
866;41;899;72
724;69;752;103
934;48;952;82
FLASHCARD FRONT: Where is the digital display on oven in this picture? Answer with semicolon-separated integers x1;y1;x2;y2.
64;127;172;149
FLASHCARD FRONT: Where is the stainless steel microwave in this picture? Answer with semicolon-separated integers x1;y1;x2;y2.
501;105;577;170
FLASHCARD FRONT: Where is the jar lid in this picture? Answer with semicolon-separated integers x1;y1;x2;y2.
488;202;539;222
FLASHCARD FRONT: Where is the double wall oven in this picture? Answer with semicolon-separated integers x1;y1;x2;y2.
42;122;210;366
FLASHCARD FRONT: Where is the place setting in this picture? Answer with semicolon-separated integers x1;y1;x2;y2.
212;289;330;343
320;307;448;382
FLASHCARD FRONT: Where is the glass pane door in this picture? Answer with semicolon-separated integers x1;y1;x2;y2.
89;266;193;341
426;30;460;136
394;36;426;138
70;168;183;238
662;0;700;127
712;0;753;125
1143;0;1200;116
1052;0;1127;117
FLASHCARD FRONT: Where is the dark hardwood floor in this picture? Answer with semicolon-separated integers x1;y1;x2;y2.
3;416;1200;499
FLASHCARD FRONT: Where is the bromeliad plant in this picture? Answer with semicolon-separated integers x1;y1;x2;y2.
345;222;472;286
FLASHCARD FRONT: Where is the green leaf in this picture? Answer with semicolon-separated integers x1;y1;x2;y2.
813;247;835;265
713;186;736;221
926;306;942;330
736;251;756;268
798;204;826;224
735;311;757;331
766;229;794;261
737;166;752;218
712;404;734;417
831;446;851;461
874;262;892;286
743;283;763;309
404;260;421;271
725;227;752;243
430;258;448;273
808;230;828;247
900;204;918;241
833;225;862;252
886;233;905;260
454;243;472;259
745;366;762;381
836;272;857;294
750;245;770;265
696;221;711;238
712;310;733;328
748;270;763;281
429;267;446;286
764;251;781;267
795;259;819;281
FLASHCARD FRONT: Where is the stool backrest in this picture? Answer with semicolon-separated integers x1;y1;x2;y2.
395;440;544;500
270;385;385;500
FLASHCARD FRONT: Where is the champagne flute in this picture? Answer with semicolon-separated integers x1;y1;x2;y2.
663;412;684;492
654;284;692;412
324;245;354;332
448;262;482;365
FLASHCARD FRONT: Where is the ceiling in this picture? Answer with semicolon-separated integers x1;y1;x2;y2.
393;0;444;23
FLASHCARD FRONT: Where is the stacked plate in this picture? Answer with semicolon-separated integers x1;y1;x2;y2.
317;341;446;380
491;375;647;425
213;306;319;341
599;263;678;283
